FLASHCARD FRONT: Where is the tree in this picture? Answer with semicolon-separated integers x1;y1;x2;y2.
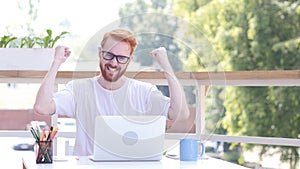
222;1;300;168
172;0;300;168
118;0;183;71
118;0;200;102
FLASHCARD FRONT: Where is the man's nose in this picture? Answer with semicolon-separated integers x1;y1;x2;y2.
109;56;119;65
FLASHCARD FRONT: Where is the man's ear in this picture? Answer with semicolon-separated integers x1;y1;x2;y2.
127;54;134;65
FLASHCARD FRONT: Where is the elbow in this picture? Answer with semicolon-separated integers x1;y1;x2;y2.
33;103;45;115
168;107;190;121
33;102;54;115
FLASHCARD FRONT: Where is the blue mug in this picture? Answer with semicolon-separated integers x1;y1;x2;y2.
180;138;205;161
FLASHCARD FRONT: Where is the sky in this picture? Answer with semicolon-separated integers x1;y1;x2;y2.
0;0;132;41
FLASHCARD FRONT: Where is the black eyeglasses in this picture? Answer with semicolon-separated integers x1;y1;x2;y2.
101;51;130;64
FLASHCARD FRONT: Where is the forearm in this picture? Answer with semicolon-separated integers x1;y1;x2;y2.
34;46;71;115
150;47;190;121
34;61;60;115
164;65;190;121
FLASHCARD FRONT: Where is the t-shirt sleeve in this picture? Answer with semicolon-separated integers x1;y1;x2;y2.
147;86;170;118
53;81;75;118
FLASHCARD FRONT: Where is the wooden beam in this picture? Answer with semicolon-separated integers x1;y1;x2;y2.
191;70;300;80
0;70;299;80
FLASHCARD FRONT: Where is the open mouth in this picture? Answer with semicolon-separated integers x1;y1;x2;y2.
107;66;118;73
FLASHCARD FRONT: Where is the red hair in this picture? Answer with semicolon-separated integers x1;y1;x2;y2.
101;28;137;55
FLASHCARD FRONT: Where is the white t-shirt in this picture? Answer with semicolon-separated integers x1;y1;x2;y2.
53;76;170;155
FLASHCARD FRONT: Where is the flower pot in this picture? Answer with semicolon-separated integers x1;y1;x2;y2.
0;48;54;70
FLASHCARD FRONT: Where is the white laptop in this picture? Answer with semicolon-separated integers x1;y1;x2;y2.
90;115;166;162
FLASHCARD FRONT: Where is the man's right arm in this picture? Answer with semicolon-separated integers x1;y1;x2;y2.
34;46;71;115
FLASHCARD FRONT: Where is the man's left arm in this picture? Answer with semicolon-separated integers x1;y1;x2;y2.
150;47;190;121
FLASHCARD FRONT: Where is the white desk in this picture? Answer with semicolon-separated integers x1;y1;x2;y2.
22;154;249;169
0;138;248;169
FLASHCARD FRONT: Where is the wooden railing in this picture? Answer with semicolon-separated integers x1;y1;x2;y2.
0;70;299;85
0;70;299;149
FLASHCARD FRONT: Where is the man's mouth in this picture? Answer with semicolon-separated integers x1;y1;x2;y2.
107;66;118;72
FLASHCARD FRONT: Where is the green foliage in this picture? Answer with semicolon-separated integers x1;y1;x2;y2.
118;0;183;71
172;0;300;168
0;29;68;48
222;150;243;164
205;86;227;135
0;35;18;48
20;36;36;48
35;29;69;48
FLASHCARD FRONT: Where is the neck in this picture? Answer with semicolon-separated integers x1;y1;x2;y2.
98;76;127;90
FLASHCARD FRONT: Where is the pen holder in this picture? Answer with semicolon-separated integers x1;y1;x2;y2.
35;141;53;163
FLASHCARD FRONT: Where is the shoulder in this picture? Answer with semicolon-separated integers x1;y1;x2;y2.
127;78;156;90
73;77;95;83
66;77;96;89
126;78;159;94
73;77;95;84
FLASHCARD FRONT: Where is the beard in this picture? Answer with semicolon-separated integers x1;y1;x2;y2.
100;62;127;82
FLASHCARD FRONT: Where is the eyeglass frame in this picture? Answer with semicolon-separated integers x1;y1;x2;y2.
100;50;131;64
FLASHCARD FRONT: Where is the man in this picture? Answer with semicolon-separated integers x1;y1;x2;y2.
34;28;190;155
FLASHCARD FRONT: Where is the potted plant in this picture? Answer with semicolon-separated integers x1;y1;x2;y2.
0;29;68;70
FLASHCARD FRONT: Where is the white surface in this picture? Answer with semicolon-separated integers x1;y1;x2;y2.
0;48;54;70
22;154;249;169
92;116;166;161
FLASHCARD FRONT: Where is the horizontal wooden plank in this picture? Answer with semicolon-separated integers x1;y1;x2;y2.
191;70;300;80
0;70;299;80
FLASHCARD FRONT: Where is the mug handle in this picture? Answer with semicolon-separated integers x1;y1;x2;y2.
197;141;205;157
